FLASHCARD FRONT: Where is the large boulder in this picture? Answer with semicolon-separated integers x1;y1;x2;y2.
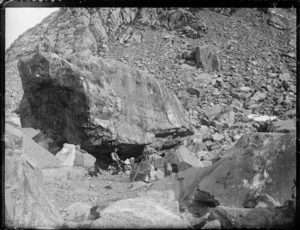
149;164;221;202
18;51;191;158
5;122;63;228
197;133;296;207
6;8;141;114
22;127;61;168
164;145;205;172
89;190;189;228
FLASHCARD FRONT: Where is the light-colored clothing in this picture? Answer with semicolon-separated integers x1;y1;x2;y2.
111;151;120;161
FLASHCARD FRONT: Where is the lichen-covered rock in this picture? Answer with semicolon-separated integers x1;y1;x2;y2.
5;122;63;228
18;51;191;158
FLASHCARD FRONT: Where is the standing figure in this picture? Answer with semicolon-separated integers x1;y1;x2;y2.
111;148;122;172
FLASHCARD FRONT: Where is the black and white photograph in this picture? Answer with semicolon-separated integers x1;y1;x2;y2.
2;0;298;228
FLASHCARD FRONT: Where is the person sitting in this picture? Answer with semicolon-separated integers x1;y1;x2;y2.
110;148;123;172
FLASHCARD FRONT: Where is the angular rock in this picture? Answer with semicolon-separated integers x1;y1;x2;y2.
74;148;96;168
179;95;199;110
198;133;296;207
195;45;222;72
164;145;203;172
186;87;200;98
211;133;224;142
149;164;222;202
119;26;143;44
204;104;222;120
208;204;295;228
18;51;192;159
243;193;281;208
182;50;196;60
268;15;287;30
6;113;21;127
251;91;267;102
31;131;61;154
56;143;76;166
268;119;296;133
65;203;92;222
195;73;214;85
129;181;149;191
153;168;165;180
247;114;277;122
202;219;221;229
5;123;63;228
218;110;235;127
22;128;61;169
86;190;188;228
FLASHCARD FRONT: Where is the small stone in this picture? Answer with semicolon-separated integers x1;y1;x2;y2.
286;53;295;58
204;140;214;150
89;184;95;189
212;133;225;141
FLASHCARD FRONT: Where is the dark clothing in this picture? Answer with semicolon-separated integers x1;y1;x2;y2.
135;151;149;163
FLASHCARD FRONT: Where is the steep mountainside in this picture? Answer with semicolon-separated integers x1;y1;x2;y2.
6;8;296;120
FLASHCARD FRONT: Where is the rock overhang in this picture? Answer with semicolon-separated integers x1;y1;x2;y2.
18;51;193;162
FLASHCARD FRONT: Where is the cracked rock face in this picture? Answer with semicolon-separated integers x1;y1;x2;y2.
5;122;63;228
6;8;140;64
18;52;191;159
197;132;296;207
